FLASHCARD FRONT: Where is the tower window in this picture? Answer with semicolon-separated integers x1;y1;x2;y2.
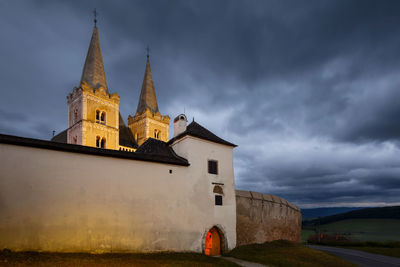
100;112;106;124
101;137;106;148
96;110;100;122
154;129;160;139
208;160;218;174
215;195;223;206
96;136;101;148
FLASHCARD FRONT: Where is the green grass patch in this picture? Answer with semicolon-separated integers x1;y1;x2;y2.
302;229;315;243
303;219;400;242
227;240;356;267
0;250;239;267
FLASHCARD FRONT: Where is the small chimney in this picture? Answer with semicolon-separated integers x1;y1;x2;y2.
174;114;187;137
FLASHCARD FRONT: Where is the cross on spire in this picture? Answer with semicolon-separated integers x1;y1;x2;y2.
93;8;97;27
146;45;150;61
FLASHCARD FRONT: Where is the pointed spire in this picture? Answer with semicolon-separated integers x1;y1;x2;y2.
136;53;159;114
80;23;108;91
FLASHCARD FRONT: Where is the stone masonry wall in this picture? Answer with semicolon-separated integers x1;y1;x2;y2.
236;190;302;246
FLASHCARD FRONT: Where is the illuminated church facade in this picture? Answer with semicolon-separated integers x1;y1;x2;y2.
53;25;169;151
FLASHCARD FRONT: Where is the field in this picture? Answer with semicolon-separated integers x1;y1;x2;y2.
227;240;356;267
0;251;239;267
0;241;359;267
303;219;400;242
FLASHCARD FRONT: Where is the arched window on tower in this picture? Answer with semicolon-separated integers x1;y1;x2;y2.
101;137;106;149
96;110;100;123
96;136;101;148
154;129;160;139
100;112;106;124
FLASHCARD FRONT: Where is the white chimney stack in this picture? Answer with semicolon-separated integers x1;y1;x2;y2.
174;114;187;137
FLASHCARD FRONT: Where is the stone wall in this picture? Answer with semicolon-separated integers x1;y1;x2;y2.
236;190;302;246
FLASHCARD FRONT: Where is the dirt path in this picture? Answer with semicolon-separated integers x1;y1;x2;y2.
221;256;268;267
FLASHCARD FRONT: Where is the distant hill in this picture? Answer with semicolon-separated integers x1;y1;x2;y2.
302;207;363;220
303;206;400;226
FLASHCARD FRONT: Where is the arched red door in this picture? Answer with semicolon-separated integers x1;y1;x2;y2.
205;227;221;256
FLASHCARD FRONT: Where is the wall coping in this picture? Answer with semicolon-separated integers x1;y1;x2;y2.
236;190;301;212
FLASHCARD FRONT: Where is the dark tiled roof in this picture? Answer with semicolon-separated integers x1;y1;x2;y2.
168;121;237;147
119;114;138;148
51;129;67;143
0;133;189;166
136;138;188;163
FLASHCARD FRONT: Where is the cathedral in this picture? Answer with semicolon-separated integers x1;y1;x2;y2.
52;23;169;151
0;20;301;255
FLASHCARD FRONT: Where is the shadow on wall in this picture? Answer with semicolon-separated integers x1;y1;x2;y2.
235;190;302;246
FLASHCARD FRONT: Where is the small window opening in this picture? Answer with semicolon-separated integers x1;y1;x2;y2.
101;138;106;149
154;129;160;139
100;112;106;124
208;160;218;174
96;110;100;122
73;136;77;144
169;169;172;174
96;136;101;148
215;195;223;206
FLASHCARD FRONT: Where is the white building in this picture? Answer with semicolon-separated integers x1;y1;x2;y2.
0;20;301;255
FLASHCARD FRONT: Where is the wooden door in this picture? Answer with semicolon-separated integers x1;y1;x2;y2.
205;227;221;256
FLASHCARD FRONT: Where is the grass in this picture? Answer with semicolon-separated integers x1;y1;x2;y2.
0;250;239;267
302;229;315;243
227;240;356;267
302;219;400;242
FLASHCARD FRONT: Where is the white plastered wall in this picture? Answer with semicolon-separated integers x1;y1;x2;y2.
171;135;237;251
0;140;236;253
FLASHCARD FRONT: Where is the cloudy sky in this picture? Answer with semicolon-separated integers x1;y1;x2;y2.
1;0;400;208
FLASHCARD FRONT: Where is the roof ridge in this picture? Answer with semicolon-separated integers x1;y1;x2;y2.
168;121;237;147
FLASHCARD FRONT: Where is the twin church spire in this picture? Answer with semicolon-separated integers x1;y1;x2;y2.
136;56;159;114
71;16;169;149
80;20;159;116
80;26;108;91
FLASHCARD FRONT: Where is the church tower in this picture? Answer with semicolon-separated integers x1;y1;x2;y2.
128;53;170;145
67;22;120;149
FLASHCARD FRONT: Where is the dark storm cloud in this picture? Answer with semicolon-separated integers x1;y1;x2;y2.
1;0;400;207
